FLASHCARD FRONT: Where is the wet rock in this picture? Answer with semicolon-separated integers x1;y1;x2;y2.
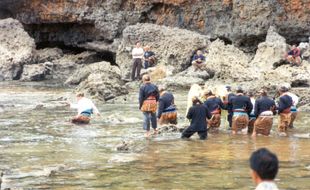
35;48;64;63
117;23;210;79
251;26;288;71
157;124;185;134
0;18;35;81
20;62;53;81
72;62;128;102
116;141;129;151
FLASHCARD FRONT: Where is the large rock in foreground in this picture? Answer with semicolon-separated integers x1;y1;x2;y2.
68;62;128;102
117;23;209;79
0;18;35;80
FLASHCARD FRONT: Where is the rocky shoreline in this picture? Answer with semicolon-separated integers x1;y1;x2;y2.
0;16;310;108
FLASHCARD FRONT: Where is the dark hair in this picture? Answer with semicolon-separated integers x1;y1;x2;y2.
278;86;288;93
236;86;244;93
250;148;279;180
192;96;203;105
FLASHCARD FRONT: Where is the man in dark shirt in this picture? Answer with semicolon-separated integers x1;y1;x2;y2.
223;85;235;129
252;89;276;136
157;86;177;125
182;97;212;140
229;87;253;134
143;45;156;69
139;75;159;137
277;86;293;135
203;90;225;131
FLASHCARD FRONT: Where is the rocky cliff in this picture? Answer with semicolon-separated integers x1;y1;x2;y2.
0;0;309;51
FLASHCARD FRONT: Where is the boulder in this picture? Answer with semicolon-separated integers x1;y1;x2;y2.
35;48;64;63
20;62;53;81
206;39;257;82
0;18;35;80
251;26;288;71
117;23;210;79
73;62;128;101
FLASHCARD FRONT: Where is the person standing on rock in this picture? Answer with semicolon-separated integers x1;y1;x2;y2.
131;41;144;81
181;96;212;140
229;87;253;134
139;75;159;137
67;92;100;124
157;86;177;125
252;89;276;137
276;86;293;136
203;90;225;131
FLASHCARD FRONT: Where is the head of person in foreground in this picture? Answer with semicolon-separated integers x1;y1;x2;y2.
249;148;279;185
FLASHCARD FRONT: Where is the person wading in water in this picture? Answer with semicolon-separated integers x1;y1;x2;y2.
67;92;100;124
181;96;212;140
229;87;253;135
276;86;293;136
157;86;177;125
139;75;159;137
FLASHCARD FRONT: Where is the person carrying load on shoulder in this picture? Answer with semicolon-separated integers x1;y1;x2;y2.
276;86;293;136
181;96;212;140
139;75;159;138
252;89;276;137
68;92;100;124
229;86;253;135
203;90;225;131
157;86;177;125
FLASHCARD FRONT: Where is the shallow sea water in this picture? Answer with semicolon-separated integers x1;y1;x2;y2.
0;82;310;189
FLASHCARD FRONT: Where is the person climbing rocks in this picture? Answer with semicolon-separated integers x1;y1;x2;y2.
203;90;225;131
191;50;206;71
229;87;253;134
286;45;301;66
181;96;212;140
143;45;156;69
139;75;159;138
131;41;144;81
157;86;177;125
276;86;293;136
252;89;276;137
67;92;100;124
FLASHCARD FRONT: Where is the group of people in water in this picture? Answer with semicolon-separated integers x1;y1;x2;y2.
138;74;298;138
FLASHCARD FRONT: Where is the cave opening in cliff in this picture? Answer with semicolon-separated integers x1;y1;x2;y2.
211;37;232;45
0;8;13;19
236;34;267;53
36;41;117;66
291;80;309;88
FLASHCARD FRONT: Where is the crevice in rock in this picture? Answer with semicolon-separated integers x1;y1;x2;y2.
36;41;117;66
235;34;267;53
210;36;232;45
291;80;309;88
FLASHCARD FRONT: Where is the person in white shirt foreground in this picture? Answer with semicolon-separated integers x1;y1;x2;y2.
250;148;279;190
68;92;100;124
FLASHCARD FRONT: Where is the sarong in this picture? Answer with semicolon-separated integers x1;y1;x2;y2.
141;96;157;113
232;113;249;132
248;115;256;134
208;113;221;129
278;113;291;132
71;115;90;124
254;116;273;136
159;105;177;125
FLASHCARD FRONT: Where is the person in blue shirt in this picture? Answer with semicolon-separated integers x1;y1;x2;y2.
191;50;206;71
143;45;156;69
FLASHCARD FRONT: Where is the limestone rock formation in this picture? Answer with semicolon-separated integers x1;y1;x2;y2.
1;0;309;51
116;23;209;79
35;48;64;63
0;18;35;81
251;26;288;71
20;62;53;81
71;62;128;101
